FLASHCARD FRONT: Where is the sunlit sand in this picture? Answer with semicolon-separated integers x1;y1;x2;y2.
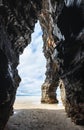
14;96;64;110
5;96;84;130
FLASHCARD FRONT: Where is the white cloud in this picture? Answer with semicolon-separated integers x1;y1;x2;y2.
17;21;46;96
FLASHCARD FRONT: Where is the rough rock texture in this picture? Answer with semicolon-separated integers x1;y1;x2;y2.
51;0;84;125
39;0;59;104
59;79;66;106
0;0;42;129
0;0;84;129
40;0;84;125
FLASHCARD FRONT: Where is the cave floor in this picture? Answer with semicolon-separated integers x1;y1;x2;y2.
5;96;84;130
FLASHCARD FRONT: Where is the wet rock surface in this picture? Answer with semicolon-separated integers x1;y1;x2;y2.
0;0;84;129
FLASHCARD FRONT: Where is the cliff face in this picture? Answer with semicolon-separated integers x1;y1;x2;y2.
39;0;59;104
0;0;42;129
53;1;84;125
41;0;84;125
0;0;84;129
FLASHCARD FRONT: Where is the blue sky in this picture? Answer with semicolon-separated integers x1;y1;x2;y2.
17;21;46;96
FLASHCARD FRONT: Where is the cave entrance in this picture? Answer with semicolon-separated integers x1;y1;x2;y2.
15;21;61;109
15;21;46;105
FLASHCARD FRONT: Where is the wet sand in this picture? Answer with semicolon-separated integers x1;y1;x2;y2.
5;96;84;130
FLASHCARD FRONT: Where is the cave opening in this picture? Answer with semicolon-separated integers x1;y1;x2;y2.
0;1;84;129
15;21;46;107
14;21;61;108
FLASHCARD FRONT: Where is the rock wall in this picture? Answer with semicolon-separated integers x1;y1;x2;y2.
47;0;84;125
0;0;42;129
40;0;84;125
0;0;84;129
39;0;59;104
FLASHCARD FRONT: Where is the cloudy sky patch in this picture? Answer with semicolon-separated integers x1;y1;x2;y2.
17;21;46;96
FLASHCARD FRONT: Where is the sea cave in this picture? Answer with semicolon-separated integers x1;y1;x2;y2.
0;0;84;129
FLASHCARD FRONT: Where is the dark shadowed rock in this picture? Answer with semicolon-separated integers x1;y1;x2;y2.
0;0;84;129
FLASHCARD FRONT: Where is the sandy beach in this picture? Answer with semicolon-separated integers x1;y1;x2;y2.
5;96;84;130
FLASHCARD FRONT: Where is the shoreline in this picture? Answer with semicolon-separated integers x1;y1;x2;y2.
14;95;64;110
